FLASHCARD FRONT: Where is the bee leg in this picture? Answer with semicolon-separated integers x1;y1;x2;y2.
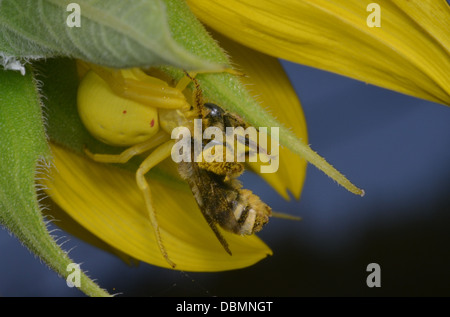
84;130;170;163
175;68;244;92
175;69;244;116
135;140;177;268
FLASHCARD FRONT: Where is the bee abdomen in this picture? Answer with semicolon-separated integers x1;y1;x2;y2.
230;189;272;235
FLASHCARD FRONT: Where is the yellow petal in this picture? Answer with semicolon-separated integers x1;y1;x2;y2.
214;31;307;200
187;0;450;106
41;143;271;272
42;196;139;266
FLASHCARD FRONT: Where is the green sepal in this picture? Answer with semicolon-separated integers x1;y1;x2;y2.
0;0;221;70
0;65;110;296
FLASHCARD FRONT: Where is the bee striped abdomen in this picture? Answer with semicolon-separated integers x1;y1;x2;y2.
233;201;248;224
234;189;271;235
178;159;271;254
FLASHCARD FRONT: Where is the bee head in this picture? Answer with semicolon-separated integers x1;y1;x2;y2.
202;103;225;128
203;102;224;118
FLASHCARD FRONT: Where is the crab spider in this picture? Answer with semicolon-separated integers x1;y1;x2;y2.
77;62;245;268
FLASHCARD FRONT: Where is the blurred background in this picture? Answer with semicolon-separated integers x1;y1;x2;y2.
1;59;450;297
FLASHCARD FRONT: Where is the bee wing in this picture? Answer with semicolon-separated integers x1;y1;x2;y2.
178;161;233;255
198;208;232;255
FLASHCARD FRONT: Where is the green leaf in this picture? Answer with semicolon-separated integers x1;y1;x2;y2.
159;1;364;196
0;66;110;297
188;71;364;196
0;0;220;70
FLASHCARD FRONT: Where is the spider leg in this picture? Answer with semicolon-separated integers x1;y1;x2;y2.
175;68;244;92
176;69;245;117
84;130;170;164
135;140;177;268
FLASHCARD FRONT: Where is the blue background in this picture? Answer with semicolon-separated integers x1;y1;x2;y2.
1;58;450;296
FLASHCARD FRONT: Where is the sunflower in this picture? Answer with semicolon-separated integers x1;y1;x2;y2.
0;0;449;297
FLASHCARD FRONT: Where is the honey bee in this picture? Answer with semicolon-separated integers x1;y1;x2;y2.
177;102;272;255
